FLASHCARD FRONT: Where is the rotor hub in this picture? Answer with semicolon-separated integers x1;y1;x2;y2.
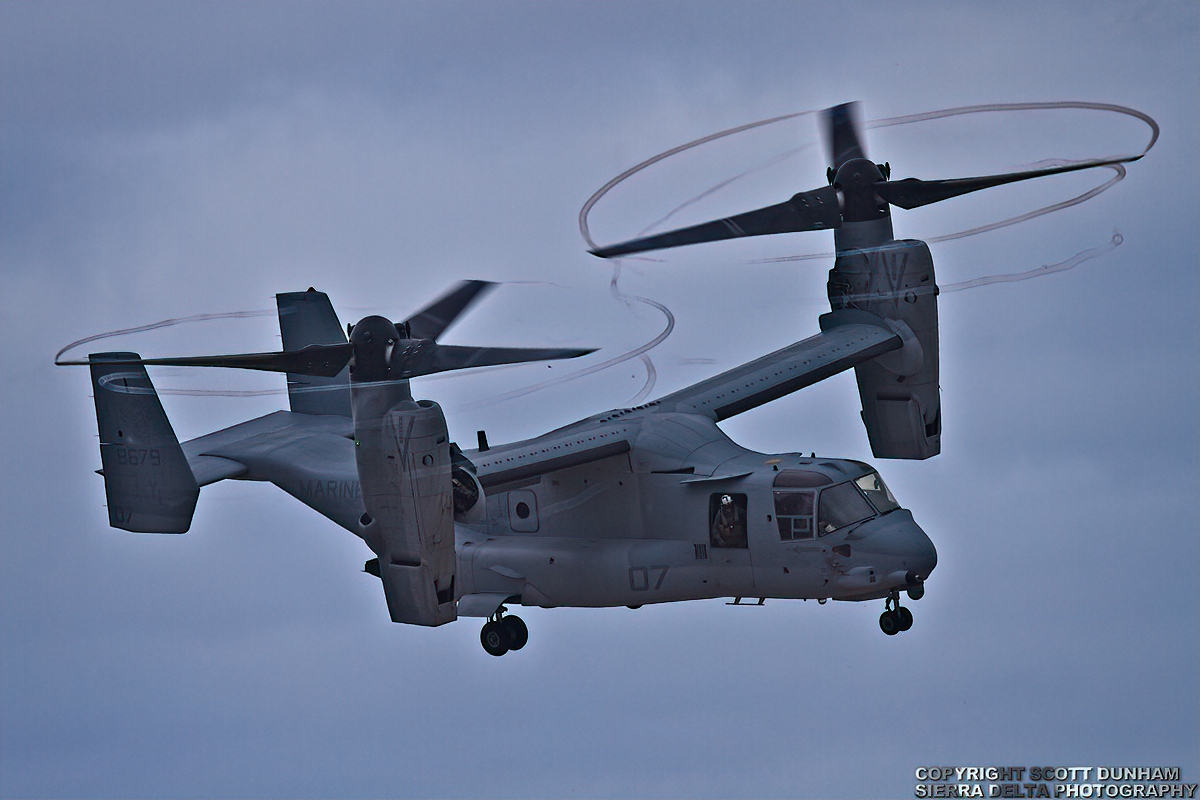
833;158;889;223
349;315;402;382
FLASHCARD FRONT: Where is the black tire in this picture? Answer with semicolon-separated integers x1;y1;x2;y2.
897;606;914;632
879;610;900;636
480;620;511;656
502;615;529;651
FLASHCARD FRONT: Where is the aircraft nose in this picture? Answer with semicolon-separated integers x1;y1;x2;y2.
859;509;937;579
908;518;937;579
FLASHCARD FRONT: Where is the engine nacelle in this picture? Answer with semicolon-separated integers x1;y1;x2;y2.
355;396;457;626
828;238;940;459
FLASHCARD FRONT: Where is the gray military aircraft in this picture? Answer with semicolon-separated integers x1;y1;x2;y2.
65;103;1142;655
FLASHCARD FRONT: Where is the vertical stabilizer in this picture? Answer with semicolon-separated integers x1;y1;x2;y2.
276;289;351;417
89;353;199;532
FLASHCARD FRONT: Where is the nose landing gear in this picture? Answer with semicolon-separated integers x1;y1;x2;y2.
480;606;529;656
879;590;914;635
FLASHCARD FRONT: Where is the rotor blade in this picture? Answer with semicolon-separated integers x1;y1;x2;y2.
405;280;496;340
823;102;867;171
877;156;1139;210
589;186;841;259
398;343;595;378
89;343;354;377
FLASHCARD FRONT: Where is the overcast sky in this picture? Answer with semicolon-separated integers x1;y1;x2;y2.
2;2;1197;798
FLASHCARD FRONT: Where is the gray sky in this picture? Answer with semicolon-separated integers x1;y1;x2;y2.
2;2;1197;797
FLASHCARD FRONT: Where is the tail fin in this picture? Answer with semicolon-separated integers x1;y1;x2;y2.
276;288;351;417
89;353;199;532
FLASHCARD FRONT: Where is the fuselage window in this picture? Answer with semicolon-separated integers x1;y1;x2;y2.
773;469;833;488
773;490;814;540
817;482;874;536
709;493;748;549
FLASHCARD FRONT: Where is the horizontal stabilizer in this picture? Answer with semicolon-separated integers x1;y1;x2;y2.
89;353;199;533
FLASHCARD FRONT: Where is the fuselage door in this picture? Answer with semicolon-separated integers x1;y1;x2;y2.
707;492;754;591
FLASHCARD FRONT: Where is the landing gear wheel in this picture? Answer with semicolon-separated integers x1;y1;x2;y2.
502;615;528;651
880;590;913;636
480;620;512;656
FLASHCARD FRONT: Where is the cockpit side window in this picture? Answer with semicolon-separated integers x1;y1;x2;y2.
773;490;814;540
854;471;899;514
817;482;874;536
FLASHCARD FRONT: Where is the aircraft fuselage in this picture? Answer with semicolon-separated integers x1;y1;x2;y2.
457;412;937;611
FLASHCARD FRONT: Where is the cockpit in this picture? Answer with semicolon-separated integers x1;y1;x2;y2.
773;468;899;541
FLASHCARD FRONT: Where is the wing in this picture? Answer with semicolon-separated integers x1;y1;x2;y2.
653;310;903;422
468;311;901;486
471;426;633;490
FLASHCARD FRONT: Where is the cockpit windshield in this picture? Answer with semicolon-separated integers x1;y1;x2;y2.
817;482;874;535
854;471;899;514
772;468;900;540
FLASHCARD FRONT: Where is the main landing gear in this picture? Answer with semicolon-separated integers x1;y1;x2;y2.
480;606;529;657
879;590;914;636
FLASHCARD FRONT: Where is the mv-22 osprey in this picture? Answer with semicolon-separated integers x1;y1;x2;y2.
67;103;1141;655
